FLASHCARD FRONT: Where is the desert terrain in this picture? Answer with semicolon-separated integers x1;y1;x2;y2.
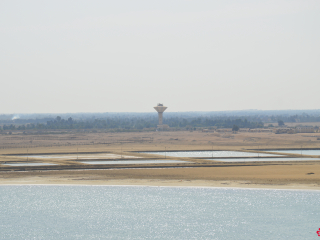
0;129;320;189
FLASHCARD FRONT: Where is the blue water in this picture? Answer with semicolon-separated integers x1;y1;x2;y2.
0;186;319;239
142;151;280;158
265;149;320;156
80;160;189;165
206;157;320;162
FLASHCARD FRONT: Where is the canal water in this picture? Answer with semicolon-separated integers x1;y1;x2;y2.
0;186;318;239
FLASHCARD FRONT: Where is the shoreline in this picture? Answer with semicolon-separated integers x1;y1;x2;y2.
0;162;319;190
0;177;319;190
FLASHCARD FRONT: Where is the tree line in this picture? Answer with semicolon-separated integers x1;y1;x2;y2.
0;116;264;131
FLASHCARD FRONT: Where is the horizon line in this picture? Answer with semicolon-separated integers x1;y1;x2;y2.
1;108;320;115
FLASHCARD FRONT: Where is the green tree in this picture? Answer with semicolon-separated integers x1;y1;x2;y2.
232;125;239;132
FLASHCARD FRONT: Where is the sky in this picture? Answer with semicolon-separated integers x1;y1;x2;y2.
1;0;320;113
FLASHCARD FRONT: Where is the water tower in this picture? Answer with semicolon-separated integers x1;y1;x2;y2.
154;103;167;125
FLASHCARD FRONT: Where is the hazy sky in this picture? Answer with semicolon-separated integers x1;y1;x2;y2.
1;0;319;113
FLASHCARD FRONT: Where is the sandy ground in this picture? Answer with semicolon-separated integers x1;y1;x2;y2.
1;130;320;154
1;130;320;190
1;164;319;190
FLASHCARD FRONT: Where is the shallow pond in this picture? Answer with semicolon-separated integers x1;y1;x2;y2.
141;151;280;158
205;157;320;162
264;149;320;156
80;160;189;165
15;153;141;160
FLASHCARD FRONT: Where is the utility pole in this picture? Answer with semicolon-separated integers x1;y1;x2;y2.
212;145;213;158
165;147;166;159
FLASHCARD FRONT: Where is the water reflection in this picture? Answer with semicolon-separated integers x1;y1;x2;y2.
141;151;280;158
206;157;320;162
264;149;320;156
15;154;141;160
80;160;189;165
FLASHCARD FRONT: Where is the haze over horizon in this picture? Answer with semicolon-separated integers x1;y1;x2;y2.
3;108;320;116
1;0;319;114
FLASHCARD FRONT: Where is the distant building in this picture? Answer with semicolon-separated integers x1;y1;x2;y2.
273;128;295;134
248;129;273;133
295;126;314;133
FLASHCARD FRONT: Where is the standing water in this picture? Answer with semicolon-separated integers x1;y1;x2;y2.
141;151;280;158
0;186;319;239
